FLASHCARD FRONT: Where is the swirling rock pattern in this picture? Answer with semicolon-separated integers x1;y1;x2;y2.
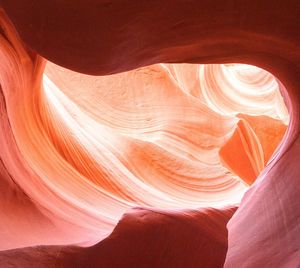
0;1;299;267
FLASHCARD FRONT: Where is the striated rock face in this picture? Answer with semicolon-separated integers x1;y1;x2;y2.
0;1;299;267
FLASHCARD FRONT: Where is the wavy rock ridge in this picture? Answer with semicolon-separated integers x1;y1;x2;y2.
0;2;299;267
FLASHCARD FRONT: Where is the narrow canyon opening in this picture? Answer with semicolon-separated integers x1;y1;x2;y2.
39;61;289;219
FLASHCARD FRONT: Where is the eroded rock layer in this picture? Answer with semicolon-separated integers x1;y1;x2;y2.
0;1;299;267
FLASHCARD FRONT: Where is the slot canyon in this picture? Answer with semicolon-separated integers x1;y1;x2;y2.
0;1;299;267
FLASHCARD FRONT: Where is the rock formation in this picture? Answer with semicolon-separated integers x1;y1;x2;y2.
0;1;299;267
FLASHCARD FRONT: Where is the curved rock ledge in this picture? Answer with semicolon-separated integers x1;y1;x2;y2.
0;1;299;267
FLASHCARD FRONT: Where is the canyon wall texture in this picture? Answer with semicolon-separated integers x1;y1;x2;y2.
0;1;299;267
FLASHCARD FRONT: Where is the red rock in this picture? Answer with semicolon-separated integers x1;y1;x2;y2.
0;1;299;267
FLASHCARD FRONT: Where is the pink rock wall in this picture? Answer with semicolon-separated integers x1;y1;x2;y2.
0;1;299;267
